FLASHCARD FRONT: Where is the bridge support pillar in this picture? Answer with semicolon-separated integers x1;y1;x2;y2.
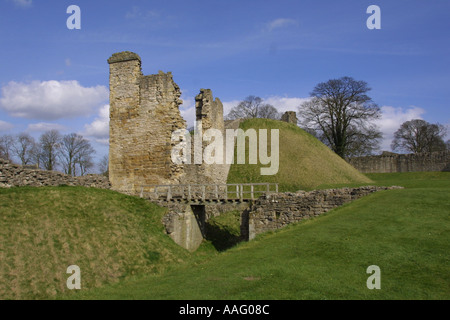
163;204;205;252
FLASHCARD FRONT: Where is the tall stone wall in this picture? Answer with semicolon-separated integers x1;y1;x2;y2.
0;159;110;189
348;151;449;173
241;186;403;240
108;52;186;194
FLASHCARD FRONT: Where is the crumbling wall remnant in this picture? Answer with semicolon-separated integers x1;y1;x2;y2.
181;89;230;185
108;52;187;194
0;159;110;189
281;111;298;125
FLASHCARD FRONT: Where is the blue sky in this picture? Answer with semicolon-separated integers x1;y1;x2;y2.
0;0;449;169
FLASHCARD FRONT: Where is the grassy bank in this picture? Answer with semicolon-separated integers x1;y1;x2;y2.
0;187;195;299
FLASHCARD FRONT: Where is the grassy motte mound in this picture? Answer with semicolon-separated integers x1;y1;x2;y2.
227;118;372;191
0;187;192;299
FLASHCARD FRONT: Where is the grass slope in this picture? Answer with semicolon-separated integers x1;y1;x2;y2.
68;172;450;300
0;187;195;300
227;118;371;191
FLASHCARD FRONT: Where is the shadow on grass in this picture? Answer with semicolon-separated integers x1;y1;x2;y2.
205;222;242;252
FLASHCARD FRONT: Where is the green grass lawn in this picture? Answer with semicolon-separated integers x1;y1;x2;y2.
62;172;450;300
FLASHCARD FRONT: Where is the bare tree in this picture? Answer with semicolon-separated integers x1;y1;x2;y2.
258;104;281;120
299;77;382;158
0;134;15;161
344;126;382;157
225;96;280;120
98;154;109;177
391;119;447;154
60;133;95;176
13;133;37;165
39;130;62;171
74;142;95;176
30;144;43;168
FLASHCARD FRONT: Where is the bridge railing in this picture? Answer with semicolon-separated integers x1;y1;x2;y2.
139;183;279;202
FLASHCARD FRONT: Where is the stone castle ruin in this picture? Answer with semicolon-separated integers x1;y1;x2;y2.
108;51;230;195
108;51;300;197
108;51;238;250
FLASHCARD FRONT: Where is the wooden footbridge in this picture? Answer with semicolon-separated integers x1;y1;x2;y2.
139;183;279;203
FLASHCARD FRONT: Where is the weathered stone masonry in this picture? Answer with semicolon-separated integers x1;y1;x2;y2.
108;52;186;195
183;88;229;185
281;111;298;125
0;159;111;189
348;151;449;173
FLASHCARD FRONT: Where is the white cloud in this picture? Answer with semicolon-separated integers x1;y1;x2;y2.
0;80;108;120
266;18;298;32
0;120;14;132
264;96;311;114
27;122;67;132
375;105;426;151
84;104;110;145
12;0;32;8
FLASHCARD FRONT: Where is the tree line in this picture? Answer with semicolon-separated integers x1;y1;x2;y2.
225;76;448;159
0;130;105;176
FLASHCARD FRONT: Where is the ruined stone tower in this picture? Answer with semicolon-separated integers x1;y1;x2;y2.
180;89;229;185
195;88;224;134
108;51;186;194
281;111;298;125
